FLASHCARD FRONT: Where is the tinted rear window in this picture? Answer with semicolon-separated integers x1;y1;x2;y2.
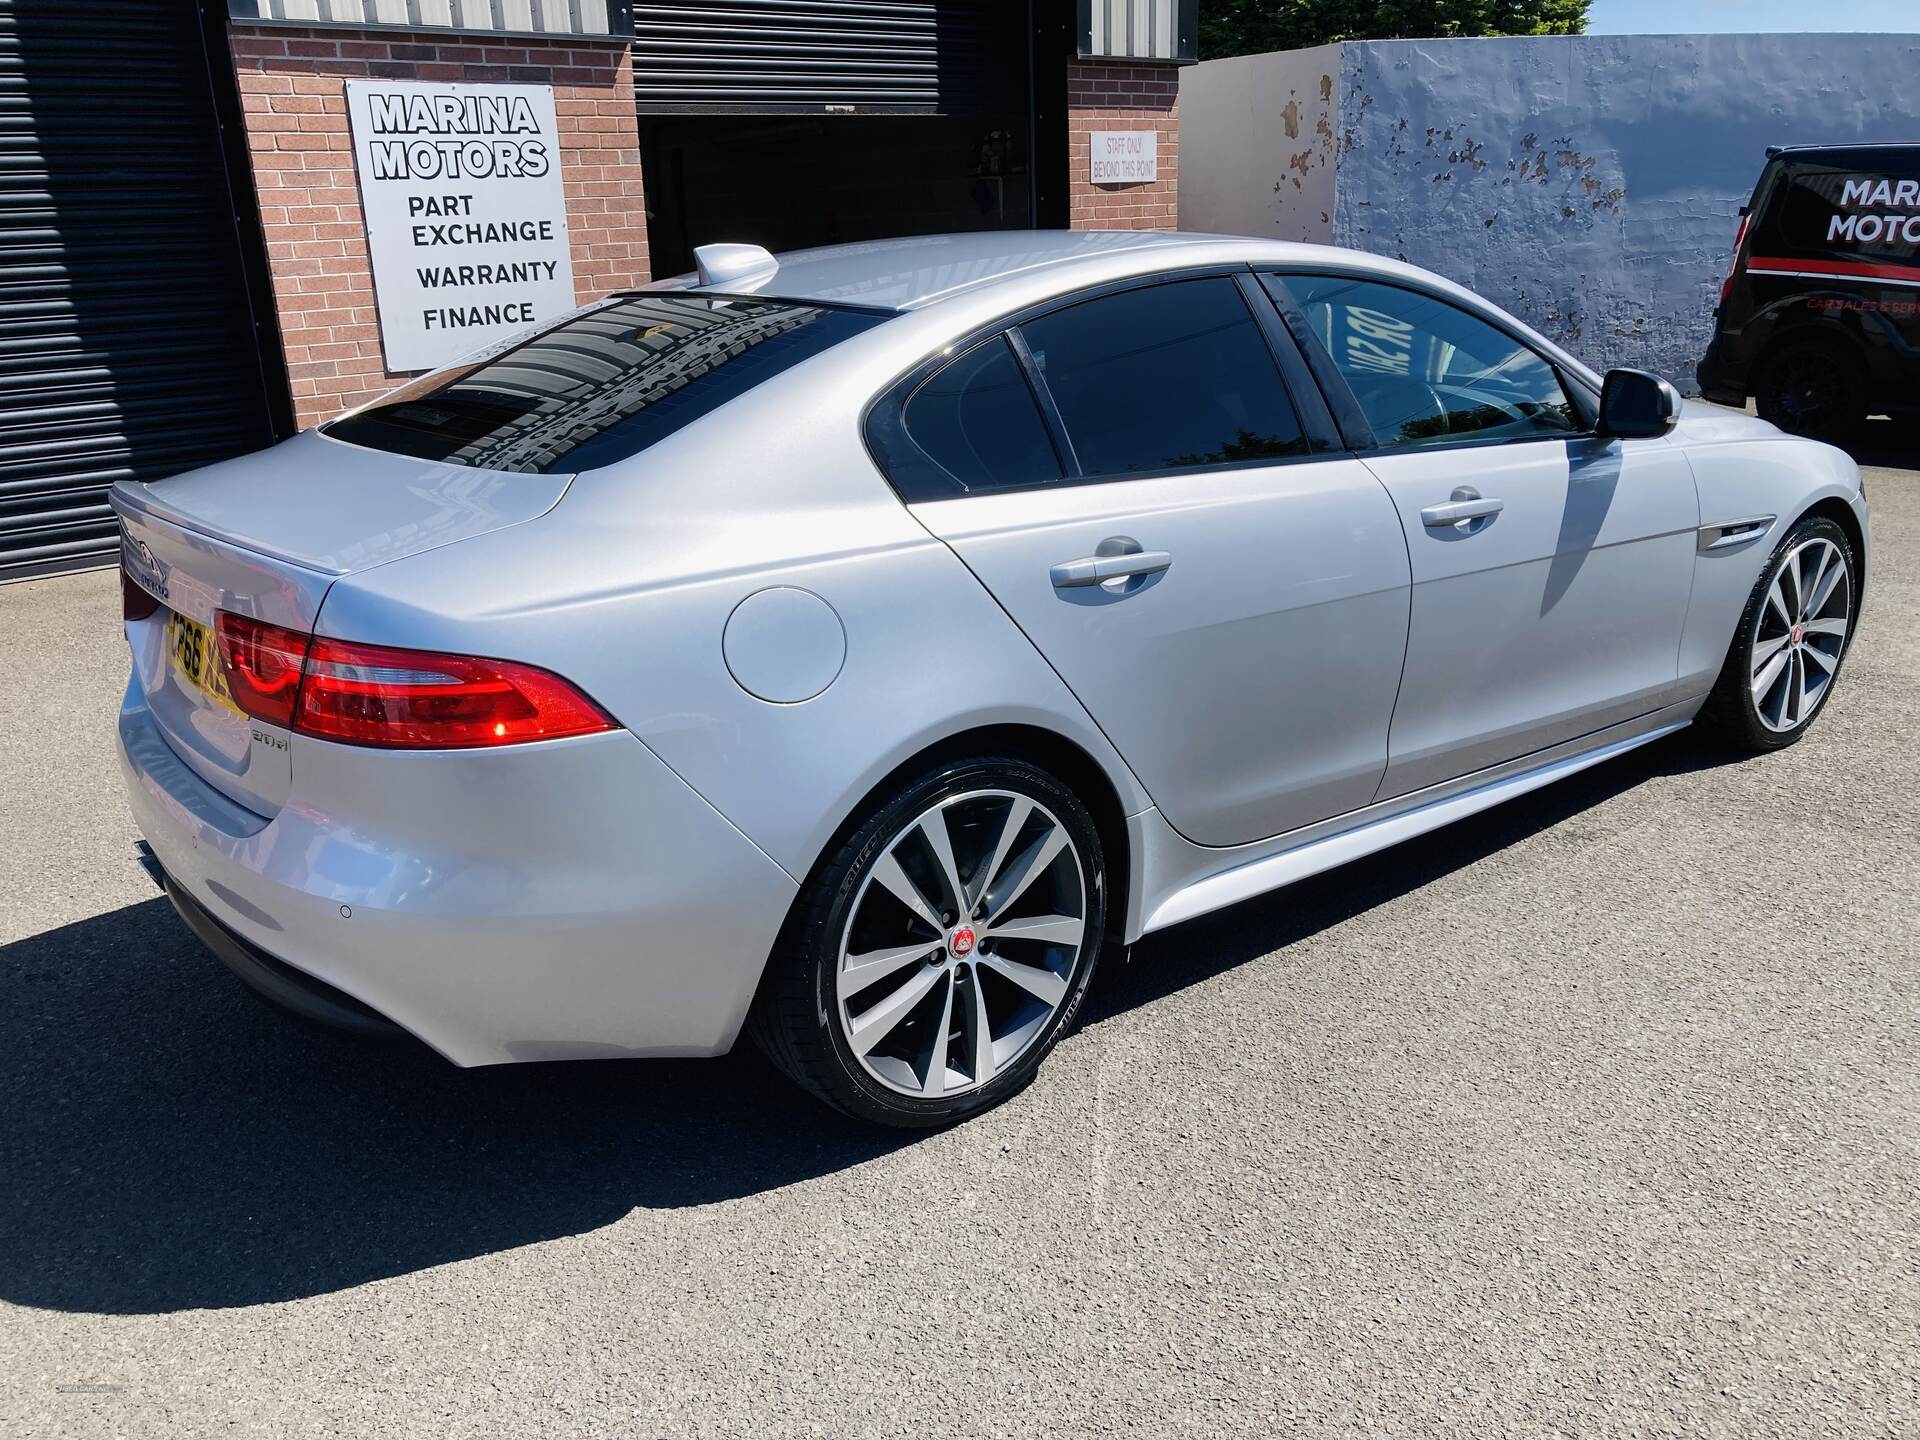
900;336;1061;494
1772;161;1920;261
325;294;886;474
1017;277;1309;477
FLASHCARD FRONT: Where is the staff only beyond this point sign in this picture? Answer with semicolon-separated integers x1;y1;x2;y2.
1089;130;1158;186
345;80;577;373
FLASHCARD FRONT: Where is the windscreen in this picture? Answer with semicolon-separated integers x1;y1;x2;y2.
324;294;887;474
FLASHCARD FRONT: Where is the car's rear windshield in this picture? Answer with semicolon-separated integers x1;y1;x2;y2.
1772;157;1920;262
324;293;887;474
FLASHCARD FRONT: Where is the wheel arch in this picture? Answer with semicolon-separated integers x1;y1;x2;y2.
1752;314;1870;391
766;722;1136;959
1795;493;1869;602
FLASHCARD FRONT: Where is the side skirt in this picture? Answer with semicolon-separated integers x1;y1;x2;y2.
1134;700;1701;937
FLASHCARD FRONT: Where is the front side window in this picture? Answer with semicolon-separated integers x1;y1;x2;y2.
1275;274;1579;449
1017;277;1309;477
325;294;886;475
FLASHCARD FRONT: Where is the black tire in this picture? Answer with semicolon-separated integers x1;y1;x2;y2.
1754;338;1866;440
748;755;1107;1128
1697;514;1857;752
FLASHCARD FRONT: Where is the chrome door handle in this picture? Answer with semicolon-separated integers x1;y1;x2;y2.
1420;494;1505;530
1049;549;1172;588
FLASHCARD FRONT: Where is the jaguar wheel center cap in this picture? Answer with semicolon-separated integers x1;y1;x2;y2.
949;925;976;958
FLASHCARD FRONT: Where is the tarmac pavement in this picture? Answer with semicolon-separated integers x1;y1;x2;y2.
1;442;1914;1438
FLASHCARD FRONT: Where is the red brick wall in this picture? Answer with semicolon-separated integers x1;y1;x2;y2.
229;24;650;428
1067;60;1179;230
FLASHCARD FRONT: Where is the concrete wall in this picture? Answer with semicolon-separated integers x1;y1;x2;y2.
1178;44;1339;244
1182;33;1920;390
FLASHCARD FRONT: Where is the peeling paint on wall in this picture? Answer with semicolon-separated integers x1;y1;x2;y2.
1177;44;1340;244
1184;33;1920;390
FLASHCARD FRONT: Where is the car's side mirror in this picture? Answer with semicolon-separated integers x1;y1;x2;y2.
1597;368;1682;439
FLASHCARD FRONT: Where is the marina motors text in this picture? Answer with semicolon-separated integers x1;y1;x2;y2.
364;91;550;181
1828;176;1920;244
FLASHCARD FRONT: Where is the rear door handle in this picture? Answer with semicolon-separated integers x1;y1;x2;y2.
1049;549;1172;588
1420;494;1505;530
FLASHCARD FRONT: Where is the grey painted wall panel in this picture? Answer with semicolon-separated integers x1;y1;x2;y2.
1183;33;1920;390
1178;45;1340;245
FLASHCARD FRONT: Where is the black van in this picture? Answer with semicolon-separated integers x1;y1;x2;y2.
1699;143;1920;437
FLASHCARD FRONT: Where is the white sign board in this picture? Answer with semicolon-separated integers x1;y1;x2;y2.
1089;130;1158;185
345;80;576;373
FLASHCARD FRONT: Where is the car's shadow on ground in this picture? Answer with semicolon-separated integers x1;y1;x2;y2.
0;729;1740;1316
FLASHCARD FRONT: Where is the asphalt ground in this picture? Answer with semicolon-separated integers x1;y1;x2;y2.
1;438;1915;1438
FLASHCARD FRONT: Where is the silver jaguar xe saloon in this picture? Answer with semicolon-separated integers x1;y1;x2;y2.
114;230;1869;1127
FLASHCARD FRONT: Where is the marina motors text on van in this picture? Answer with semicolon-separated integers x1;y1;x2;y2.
1825;176;1920;245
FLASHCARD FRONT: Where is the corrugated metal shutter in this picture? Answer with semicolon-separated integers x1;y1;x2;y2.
0;1;281;581
632;1;1016;114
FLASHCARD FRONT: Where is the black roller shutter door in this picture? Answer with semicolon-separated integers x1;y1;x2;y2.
0;1;285;582
632;1;1018;114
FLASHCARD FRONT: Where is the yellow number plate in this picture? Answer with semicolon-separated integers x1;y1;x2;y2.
166;611;242;716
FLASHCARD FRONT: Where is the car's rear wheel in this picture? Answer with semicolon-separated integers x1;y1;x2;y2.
750;756;1107;1128
1699;515;1856;751
1754;338;1865;439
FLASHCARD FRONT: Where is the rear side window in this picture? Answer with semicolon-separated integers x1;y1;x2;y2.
1017;277;1308;476
899;336;1061;494
1772;162;1920;262
1278;274;1579;449
324;294;886;474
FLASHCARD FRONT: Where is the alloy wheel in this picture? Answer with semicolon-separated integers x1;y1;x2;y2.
1750;536;1851;733
835;789;1087;1099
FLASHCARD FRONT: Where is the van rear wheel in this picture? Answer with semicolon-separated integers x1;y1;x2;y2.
1755;338;1865;439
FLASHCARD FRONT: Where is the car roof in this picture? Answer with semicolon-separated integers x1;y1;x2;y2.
1767;142;1920;162
665;230;1276;313
651;229;1605;396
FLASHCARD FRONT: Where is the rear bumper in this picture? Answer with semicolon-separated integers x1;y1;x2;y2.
147;854;401;1036
1696;336;1747;406
118;671;799;1066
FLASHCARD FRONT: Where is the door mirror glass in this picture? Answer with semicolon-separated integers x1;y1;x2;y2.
1597;368;1682;439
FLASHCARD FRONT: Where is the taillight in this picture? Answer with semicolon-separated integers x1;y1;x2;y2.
215;612;311;728
207;609;614;748
293;635;615;749
1719;213;1751;306
121;562;161;621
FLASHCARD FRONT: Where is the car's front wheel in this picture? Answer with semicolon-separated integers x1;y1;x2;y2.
1699;514;1857;751
750;756;1107;1128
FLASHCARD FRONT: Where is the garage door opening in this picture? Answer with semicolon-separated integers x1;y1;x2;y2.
631;0;1050;280
638;114;1032;279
